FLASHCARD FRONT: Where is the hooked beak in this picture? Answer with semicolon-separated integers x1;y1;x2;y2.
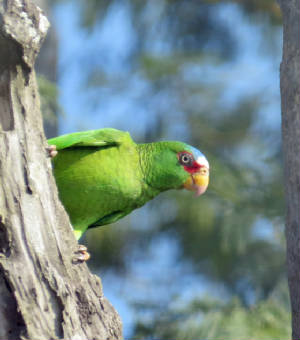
184;166;209;197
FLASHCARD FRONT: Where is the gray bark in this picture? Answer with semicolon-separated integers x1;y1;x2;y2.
0;1;122;339
278;0;300;339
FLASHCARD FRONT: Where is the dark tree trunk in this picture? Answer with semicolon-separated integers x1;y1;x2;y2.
0;1;122;339
278;0;300;339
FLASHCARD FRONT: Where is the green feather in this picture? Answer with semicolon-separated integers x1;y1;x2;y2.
48;128;194;240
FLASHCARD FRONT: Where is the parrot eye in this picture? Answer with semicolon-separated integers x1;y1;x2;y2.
179;152;194;166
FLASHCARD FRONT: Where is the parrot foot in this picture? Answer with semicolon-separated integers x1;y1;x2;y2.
47;145;58;158
73;244;91;263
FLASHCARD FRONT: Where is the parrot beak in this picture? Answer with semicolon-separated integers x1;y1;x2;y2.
184;166;209;197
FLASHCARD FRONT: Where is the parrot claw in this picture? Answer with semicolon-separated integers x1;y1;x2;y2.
47;145;58;158
73;244;91;263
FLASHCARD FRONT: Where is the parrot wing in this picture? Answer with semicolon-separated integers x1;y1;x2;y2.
48;128;138;241
48;128;129;150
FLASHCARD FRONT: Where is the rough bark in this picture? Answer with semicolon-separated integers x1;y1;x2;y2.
278;0;300;339
0;1;122;339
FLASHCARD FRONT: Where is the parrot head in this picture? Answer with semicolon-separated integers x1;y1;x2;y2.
140;141;209;197
178;146;209;196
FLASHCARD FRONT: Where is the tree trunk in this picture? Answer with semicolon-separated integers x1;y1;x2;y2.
278;0;300;339
0;1;122;339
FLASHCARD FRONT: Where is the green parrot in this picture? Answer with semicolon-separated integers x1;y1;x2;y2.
48;128;209;259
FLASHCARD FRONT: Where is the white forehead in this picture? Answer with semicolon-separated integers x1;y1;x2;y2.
196;155;209;169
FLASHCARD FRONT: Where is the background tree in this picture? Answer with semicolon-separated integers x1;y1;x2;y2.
0;1;121;338
278;0;300;338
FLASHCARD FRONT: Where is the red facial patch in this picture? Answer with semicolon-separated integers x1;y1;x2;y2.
183;162;203;174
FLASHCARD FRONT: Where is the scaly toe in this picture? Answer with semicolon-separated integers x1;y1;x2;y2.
73;245;91;263
78;244;88;252
74;252;90;262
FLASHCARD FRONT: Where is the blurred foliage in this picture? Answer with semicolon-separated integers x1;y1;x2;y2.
38;75;59;124
133;280;290;340
45;0;287;338
229;0;281;24
37;75;62;137
49;0;281;28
